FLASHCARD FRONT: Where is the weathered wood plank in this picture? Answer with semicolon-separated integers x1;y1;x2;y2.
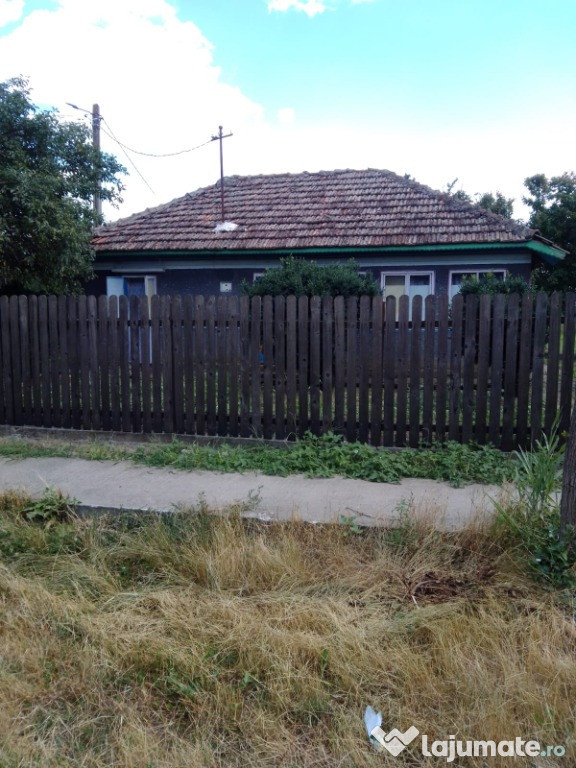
193;295;206;436
345;296;358;442
560;293;576;437
161;295;174;434
516;293;534;449
409;295;423;447
421;295;436;444
544;291;562;435
129;295;142;433
382;296;397;446
67;297;81;430
530;292;548;445
309;296;322;436
461;294;478;444
57;297;69;428
28;296;42;426
370;297;383;446
97;296;110;431
228;296;240;437
448;294;463;442
358;295;370;444
140;296;153;434
396;295;409;447
333;296;345;435
285;295;298;438
298;296;309;437
273;296;286;439
18;296;32;425
108;296;121;432
239;295;251;437
488;294;505;447
435;294;449;443
172;295;184;434
250;295;262;437
0;296;14;424
502;293;520;451
10;296;23;425
118;296;131;432
87;296;100;430
78;295;91;430
262;295;274;439
474;294;492;444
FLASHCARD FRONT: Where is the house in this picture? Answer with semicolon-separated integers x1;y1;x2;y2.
89;168;565;299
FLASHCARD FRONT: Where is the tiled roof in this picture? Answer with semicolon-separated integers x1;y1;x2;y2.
93;168;542;253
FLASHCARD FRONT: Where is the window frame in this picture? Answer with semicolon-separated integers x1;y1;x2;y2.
380;270;435;299
448;269;506;300
106;275;157;297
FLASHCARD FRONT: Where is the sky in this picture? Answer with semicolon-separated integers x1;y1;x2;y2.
0;0;575;222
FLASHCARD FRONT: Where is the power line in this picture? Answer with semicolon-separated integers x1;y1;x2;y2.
101;117;214;158
100;121;155;195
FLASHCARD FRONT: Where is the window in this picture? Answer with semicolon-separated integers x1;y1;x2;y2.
381;272;434;301
253;272;265;282
449;270;506;300
106;275;157;297
381;271;433;319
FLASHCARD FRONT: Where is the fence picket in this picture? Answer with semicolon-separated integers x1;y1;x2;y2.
560;293;576;436
530;292;548;445
382;296;396;446
274;296;286;439
262;295;274;439
409;295;423;448
29;296;42;426
516;293;534;449
370;297;383;446
544;292;562;435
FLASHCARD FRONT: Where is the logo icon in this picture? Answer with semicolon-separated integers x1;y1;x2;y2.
364;706;419;756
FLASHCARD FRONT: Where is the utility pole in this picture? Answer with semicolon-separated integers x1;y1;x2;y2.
92;104;102;218
66;101;102;218
211;125;233;222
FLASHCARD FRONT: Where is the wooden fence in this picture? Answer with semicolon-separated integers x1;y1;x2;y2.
0;292;574;450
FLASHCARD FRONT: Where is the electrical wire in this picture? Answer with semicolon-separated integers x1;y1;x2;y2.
101;118;214;158
100;123;155;195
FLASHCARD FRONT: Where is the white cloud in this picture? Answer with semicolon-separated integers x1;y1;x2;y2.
277;107;295;125
0;0;23;27
0;0;265;218
267;0;330;17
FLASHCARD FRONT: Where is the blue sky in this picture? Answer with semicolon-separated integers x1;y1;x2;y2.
0;0;575;220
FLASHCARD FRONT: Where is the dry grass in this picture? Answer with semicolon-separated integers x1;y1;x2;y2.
0;492;574;767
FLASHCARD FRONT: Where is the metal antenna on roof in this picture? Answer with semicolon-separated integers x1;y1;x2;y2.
211;126;233;222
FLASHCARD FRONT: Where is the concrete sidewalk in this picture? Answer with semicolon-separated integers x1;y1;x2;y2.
0;456;506;529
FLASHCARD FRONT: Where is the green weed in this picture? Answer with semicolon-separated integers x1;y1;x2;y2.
494;427;576;588
0;433;515;487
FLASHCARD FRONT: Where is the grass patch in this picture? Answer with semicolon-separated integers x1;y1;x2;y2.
0;432;515;486
0;491;574;766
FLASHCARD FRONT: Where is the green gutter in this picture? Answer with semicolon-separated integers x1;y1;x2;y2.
96;240;565;262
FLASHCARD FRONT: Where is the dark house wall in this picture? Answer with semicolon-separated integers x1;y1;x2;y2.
86;260;532;298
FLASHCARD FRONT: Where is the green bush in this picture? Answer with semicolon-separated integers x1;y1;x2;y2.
242;256;381;298
458;272;532;296
493;428;576;588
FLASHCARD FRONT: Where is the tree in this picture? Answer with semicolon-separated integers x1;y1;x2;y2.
523;172;576;291
242;257;381;298
446;179;514;218
0;77;125;294
476;192;514;219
